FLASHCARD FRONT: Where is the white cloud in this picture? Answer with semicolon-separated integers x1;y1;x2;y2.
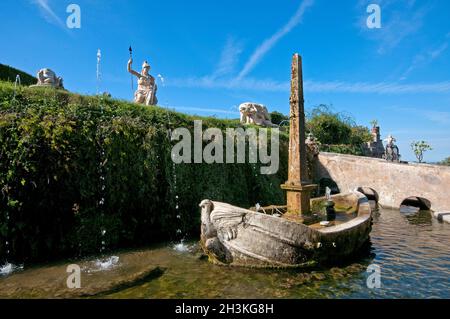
167;76;450;94
306;80;450;94
170;106;240;116
236;0;314;80
388;106;450;125
378;8;428;54
357;0;430;54
401;40;449;80
211;37;243;79
168;76;288;92
31;0;66;30
429;42;448;59
421;110;450;125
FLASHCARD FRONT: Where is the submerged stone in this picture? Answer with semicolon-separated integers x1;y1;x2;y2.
0;251;165;298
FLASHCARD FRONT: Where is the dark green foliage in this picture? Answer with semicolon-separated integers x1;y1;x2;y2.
0;81;287;264
349;126;372;146
270;111;289;125
0;64;36;86
319;144;365;156
307;105;371;155
307;105;352;144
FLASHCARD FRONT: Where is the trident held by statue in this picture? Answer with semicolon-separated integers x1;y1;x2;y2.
129;46;134;91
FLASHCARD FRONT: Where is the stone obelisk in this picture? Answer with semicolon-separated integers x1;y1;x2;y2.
281;54;317;217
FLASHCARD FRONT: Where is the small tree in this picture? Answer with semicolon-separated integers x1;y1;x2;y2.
307;105;352;145
370;119;378;128
410;141;432;163
349;125;372;145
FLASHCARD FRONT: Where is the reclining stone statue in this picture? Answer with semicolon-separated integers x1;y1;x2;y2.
239;102;277;127
32;68;64;89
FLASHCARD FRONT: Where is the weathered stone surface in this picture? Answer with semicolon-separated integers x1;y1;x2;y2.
31;68;64;89
199;55;373;269
0;251;164;299
443;215;450;224
239;102;276;127
316;152;450;211
383;135;401;162
127;59;158;105
199;191;372;268
434;212;450;223
281;53;316;215
362;126;385;158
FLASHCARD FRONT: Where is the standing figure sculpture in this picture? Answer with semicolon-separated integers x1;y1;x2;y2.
127;59;158;106
305;133;320;182
384;134;400;162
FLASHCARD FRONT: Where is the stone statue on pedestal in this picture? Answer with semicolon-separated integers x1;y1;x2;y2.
127;59;158;106
305;133;320;182
306;133;320;157
384;135;401;162
32;68;64;89
239;102;276;127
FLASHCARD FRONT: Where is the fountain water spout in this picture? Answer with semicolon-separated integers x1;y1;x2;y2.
325;187;332;201
325;187;336;221
12;74;21;100
96;49;102;95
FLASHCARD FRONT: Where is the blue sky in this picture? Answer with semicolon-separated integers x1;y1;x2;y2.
1;0;450;162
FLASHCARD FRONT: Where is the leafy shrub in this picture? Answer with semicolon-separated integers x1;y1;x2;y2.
307;105;352;145
307;104;371;155
349;125;372;146
270;111;289;125
319;144;365;156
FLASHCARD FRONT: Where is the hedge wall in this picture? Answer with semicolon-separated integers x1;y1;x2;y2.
0;82;288;264
0;64;37;86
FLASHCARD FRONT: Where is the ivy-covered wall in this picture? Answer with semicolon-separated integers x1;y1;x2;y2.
0;82;288;264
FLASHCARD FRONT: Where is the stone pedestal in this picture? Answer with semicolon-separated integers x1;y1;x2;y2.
281;54;317;217
281;183;316;214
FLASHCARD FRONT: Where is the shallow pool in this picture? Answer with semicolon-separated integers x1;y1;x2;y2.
1;207;449;299
107;207;450;299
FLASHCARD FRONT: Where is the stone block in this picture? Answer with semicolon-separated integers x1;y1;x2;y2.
433;211;450;222
443;215;450;224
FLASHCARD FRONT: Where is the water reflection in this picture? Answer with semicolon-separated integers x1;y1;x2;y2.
401;210;433;226
105;207;449;299
1;207;449;299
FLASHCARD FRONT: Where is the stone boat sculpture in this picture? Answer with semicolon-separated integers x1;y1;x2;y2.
200;192;372;268
199;54;373;268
